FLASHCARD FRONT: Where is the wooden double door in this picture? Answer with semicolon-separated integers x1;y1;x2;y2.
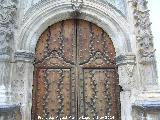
32;19;121;120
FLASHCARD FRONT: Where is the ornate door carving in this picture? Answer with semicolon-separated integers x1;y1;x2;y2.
32;19;121;120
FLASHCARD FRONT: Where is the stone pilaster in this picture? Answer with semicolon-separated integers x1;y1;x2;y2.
130;0;158;90
0;0;17;105
116;53;137;120
120;91;133;120
12;50;34;120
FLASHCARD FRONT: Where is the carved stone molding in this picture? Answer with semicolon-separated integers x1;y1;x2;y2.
116;53;136;77
130;0;156;65
14;50;35;62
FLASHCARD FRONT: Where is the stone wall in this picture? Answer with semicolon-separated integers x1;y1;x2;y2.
0;0;159;120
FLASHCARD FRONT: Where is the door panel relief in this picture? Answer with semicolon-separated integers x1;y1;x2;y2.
32;19;121;120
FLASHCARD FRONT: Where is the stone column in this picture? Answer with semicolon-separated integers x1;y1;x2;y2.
12;50;34;120
0;0;17;105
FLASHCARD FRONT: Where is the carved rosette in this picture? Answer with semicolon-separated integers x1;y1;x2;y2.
130;0;156;65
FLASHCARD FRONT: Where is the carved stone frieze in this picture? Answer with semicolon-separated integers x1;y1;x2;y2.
14;50;35;62
130;0;156;65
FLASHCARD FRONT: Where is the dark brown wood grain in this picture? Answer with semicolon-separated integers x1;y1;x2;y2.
32;19;121;120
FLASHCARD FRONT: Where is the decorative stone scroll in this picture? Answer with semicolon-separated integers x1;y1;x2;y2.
130;0;155;65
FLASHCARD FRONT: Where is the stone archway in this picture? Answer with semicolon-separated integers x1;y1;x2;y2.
32;19;121;120
0;0;159;120
12;1;137;120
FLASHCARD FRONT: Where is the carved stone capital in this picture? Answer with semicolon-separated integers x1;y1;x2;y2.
14;50;35;62
116;53;136;91
116;53;136;77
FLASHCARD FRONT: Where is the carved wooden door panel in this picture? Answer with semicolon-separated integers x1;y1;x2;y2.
32;19;121;120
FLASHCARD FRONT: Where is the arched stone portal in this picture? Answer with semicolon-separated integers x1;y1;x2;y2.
12;1;136;120
0;0;156;120
32;19;121;120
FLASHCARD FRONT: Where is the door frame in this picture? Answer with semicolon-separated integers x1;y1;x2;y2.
13;1;137;120
32;19;121;119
